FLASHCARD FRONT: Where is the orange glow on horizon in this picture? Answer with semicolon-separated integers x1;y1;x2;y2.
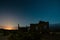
0;19;18;30
3;25;17;30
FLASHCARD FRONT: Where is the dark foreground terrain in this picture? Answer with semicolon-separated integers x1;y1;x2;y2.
0;31;60;40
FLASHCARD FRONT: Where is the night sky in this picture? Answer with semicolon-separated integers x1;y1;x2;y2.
0;0;60;26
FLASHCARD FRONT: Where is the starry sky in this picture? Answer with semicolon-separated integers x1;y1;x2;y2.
0;0;60;26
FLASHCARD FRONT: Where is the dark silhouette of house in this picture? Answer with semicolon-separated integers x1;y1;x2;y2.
30;21;49;33
18;24;29;32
